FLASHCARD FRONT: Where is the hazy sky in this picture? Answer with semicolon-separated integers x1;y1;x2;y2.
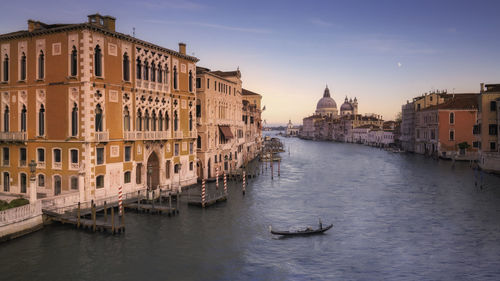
2;0;500;125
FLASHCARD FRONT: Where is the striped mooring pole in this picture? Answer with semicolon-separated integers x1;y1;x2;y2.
242;170;246;195
201;178;206;208
118;185;123;216
224;171;227;195
215;167;219;189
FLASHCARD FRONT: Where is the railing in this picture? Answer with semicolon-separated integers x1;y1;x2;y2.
0;132;27;142
174;131;183;139
19;160;26;167
124;131;136;141
188;131;197;138
95;131;109;142
70;162;79;170
53;162;62;169
37;162;46;169
41;192;81;211
144;131;155;140
0;201;42;227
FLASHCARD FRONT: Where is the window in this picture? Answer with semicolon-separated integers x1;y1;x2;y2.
189;112;193;131
190;142;193;154
20;52;26;80
136;163;142;184
70;149;78;164
19;173;26;193
20;148;26;166
38;104;45;136
123;106;130;132
96;175;104;189
214;155;217;163
449;112;454;124
3;172;9;192
473;124;481;135
152;110;157;131
54;175;61;195
136;58;142;79
71;176;78;190
165;112;170;130
189;162;193;171
207;78;210;89
491;101;497;111
196;101;201;118
71;103;78;136
53;148;61;163
3;105;9;132
174;110;178;131
158;112;164;131
37;174;45;187
473;141;479;148
123;53;130;81
489;124;498;135
20;105;27;132
95;104;103;132
174;143;179;156
124;146;131;162
173;66;178;90
38;51;44;79
136;109;143;131
151;63;156;82
35;148;45;165
124;171;131;183
144;110;150;131
71;46;78;76
196;77;201;89
165;160;171;179
2;147;9;166
96;147;104;165
449;130;454;141
197;135;201;149
189;70;193;92
94;45;102;77
143;60;149;80
158;65;163;83
174;164;180;174
2;54;8;81
490;142;497;151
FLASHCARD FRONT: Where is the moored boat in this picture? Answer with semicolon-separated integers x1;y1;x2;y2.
270;224;333;236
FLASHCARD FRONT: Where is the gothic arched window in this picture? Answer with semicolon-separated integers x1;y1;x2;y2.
136;58;142;79
38;51;44;79
2;54;8;81
95;104;103;132
136;109;143;131
20;52;27;80
173;66;178;90
3;106;9;132
20;105;27;132
123;106;130;131
123;52;130;81
144;109;150;131
151;110;157;131
143;60;149;81
94;45;102;77
71;46;78;76
38;104;45;136
71;103;78;136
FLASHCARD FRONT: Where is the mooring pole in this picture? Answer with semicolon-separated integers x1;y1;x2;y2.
111;207;115;234
201;178;206;208
176;190;179;213
224;171;228;195
137;190;141;212
278;160;280;177
271;161;274;180
104;201;107;221
77;202;81;228
216;167;219;189
92;203;96;232
242;170;246;195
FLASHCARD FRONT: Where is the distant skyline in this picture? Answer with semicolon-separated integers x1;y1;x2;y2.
2;0;500;125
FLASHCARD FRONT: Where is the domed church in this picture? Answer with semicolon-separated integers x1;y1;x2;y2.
315;85;338;117
340;96;358;116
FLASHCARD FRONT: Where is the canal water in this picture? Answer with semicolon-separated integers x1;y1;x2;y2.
2;133;500;281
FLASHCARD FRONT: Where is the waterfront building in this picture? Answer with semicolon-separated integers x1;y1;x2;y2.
415;94;478;159
241;89;263;162
0;14;198;200
285;120;299;136
195;67;244;179
476;83;500;172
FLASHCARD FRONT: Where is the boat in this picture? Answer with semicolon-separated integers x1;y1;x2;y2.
269;224;333;236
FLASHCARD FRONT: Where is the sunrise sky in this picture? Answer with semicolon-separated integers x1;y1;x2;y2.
3;0;500;125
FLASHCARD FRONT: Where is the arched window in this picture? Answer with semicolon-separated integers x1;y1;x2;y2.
37;174;45;187
38;104;45;136
3;105;9;132
151;63;156;82
123;106;130;131
173;66;178;90
71;176;79;190
197;135;201;148
189;70;193;92
71;46;78;76
151;110;157;131
189;112;193;131
94;45;102;77
20;173;27;193
54;175;61;195
164;64;169;84
136;109;142;131
2;55;8;81
144;110;150;131
449;112;454;124
124;171;131;183
38;51;44;79
158;64;163;83
174;110;178;131
143;60;149;81
20;52;26;80
123;52;130;81
136;58;142;79
95;104;103;132
20;105;27;132
3;172;10;192
71;103;78;136
158;111;164;131
165;112;170;130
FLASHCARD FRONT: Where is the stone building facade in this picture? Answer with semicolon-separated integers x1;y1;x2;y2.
476;84;500;172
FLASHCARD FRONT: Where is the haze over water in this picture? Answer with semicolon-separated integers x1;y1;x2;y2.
2;133;500;280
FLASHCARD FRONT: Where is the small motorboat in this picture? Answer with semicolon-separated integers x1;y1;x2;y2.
269;223;333;236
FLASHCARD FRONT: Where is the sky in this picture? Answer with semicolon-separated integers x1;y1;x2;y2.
2;0;500;125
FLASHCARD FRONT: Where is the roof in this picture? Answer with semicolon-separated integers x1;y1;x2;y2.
0;18;198;63
211;70;241;78
242;88;262;97
196;66;239;83
422;93;478;111
485;84;500;92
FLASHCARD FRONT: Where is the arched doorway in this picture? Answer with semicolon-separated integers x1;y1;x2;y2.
147;151;160;190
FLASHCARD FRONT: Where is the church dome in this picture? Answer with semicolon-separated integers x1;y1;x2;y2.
316;86;337;110
340;102;353;111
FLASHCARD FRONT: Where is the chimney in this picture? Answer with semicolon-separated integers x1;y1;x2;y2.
28;20;36;32
103;16;116;32
179;42;186;55
480;83;484;93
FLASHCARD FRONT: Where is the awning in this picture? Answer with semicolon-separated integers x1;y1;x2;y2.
219;125;234;139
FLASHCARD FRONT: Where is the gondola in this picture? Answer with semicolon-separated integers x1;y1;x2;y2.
269;224;333;236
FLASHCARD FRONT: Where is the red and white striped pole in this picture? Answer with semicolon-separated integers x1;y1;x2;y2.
118;185;123;216
201;178;206;208
215;167;219;189
242;170;246;195
223;171;227;195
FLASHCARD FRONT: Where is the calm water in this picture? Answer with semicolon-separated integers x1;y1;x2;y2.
2;133;500;281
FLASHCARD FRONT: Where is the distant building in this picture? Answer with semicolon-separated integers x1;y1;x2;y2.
285;120;299;136
476;83;500;172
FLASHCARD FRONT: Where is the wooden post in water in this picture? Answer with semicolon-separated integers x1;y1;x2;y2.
111;206;115;234
159;187;162;205
224;171;227;195
242;170;246;195
137;190;141;212
77;202;81;228
176;190;179;213
92;203;96;232
152;190;155;211
104;201;107;221
278;160;280;177
201;178;206;208
168;192;172;215
271;161;274;180
215;167;219;189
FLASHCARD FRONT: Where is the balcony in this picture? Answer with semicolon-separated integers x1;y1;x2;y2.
188;131;197;138
124;131;137;141
173;131;183;139
53;162;62;169
144;131;155;140
95;131;109;142
70;162;79;170
0;132;27;142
